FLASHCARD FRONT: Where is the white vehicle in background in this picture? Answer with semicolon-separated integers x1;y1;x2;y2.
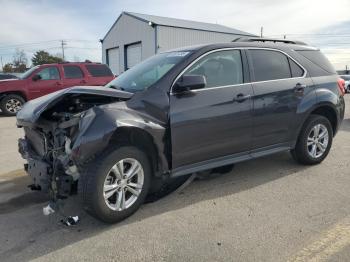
340;75;350;93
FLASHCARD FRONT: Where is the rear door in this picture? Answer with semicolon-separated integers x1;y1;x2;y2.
61;65;86;88
170;49;254;168
247;49;313;149
27;66;62;99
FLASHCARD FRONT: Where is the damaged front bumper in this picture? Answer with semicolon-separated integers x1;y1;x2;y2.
18;136;76;198
16;86;134;201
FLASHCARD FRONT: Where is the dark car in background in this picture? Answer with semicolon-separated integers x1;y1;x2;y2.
0;62;114;115
17;38;345;223
0;73;19;80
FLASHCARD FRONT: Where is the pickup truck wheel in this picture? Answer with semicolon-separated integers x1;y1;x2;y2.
79;146;151;223
0;94;25;116
291;115;333;165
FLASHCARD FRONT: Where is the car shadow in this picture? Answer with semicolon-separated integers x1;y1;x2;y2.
0;152;313;261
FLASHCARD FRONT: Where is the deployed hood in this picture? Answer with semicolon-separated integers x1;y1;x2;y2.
17;86;133;125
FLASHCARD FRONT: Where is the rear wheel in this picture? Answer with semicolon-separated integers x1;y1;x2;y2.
291;115;333;165
0;94;25;116
79;146;151;223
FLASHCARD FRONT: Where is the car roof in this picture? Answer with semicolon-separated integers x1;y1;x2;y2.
39;62;104;67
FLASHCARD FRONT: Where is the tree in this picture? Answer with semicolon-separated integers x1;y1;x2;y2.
2;63;13;73
31;50;63;66
12;49;28;72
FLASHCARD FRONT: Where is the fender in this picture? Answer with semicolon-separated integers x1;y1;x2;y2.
292;87;343;145
71;105;169;174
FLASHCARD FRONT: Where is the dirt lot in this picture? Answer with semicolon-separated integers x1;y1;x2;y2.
0;96;349;262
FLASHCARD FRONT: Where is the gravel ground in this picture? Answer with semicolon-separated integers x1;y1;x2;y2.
0;96;349;262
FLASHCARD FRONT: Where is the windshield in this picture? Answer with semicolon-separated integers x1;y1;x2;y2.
20;66;39;79
105;51;191;92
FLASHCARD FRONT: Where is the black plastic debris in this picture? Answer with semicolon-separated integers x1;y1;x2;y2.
61;216;80;226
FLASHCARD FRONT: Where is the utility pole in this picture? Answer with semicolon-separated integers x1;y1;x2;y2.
260;26;263;38
0;56;3;71
61;40;67;61
284;35;287;39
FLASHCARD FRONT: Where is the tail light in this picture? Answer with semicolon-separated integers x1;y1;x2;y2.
337;78;345;96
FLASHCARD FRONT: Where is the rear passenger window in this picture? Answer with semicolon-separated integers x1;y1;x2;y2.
296;50;336;74
183;50;243;89
289;58;304;77
86;65;113;77
63;66;84;79
250;50;291;81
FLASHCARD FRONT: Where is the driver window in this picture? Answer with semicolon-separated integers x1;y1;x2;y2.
183;50;243;89
37;67;60;80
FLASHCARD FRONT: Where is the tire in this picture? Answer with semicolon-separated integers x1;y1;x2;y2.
291;114;333;165
0;94;25;116
78;146;151;223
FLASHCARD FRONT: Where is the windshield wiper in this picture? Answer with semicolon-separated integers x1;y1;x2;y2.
108;85;125;91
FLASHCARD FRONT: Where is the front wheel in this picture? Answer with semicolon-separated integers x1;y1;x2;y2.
0;94;25;116
79;146;151;223
291;115;333;165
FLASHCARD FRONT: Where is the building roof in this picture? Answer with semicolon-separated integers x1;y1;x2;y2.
103;12;254;40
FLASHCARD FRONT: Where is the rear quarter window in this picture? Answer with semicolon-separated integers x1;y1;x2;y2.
296;50;336;74
86;64;113;77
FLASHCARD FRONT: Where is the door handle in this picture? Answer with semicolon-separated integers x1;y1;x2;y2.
294;83;306;93
55;82;62;86
233;93;251;103
80;80;87;84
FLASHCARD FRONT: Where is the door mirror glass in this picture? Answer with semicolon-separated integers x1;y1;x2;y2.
173;75;206;93
32;74;42;81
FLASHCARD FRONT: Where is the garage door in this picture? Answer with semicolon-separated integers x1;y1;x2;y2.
107;47;119;75
126;43;142;69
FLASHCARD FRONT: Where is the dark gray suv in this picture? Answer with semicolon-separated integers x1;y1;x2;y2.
17;39;345;223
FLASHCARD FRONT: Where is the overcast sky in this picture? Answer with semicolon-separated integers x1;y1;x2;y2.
1;0;350;70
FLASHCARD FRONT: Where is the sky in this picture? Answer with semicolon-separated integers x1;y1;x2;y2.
1;0;350;70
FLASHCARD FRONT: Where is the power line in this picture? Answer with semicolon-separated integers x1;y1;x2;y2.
0;39;99;50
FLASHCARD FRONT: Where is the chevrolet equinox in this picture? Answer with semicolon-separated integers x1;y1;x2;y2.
17;38;346;223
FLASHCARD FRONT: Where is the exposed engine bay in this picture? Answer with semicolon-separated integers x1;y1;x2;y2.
18;92;127;201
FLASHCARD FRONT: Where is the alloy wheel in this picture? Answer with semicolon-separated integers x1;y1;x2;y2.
103;158;144;211
5;98;22;113
307;123;329;159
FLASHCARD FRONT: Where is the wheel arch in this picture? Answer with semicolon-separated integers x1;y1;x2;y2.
295;103;338;145
109;126;165;177
0;91;28;102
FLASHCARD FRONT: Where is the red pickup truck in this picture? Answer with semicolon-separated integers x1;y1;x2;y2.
0;62;115;115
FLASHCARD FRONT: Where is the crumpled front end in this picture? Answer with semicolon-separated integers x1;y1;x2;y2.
18;113;83;198
17;87;133;200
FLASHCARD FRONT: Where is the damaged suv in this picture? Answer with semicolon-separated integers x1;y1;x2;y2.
17;39;345;223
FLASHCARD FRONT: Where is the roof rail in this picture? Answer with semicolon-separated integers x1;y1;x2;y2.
233;37;307;45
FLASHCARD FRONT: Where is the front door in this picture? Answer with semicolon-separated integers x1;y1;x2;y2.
170;49;254;169
27;66;62;99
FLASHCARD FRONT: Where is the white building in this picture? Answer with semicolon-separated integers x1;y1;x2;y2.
102;12;254;75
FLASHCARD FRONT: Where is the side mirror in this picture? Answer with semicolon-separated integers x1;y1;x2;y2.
32;74;41;81
173;75;206;93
